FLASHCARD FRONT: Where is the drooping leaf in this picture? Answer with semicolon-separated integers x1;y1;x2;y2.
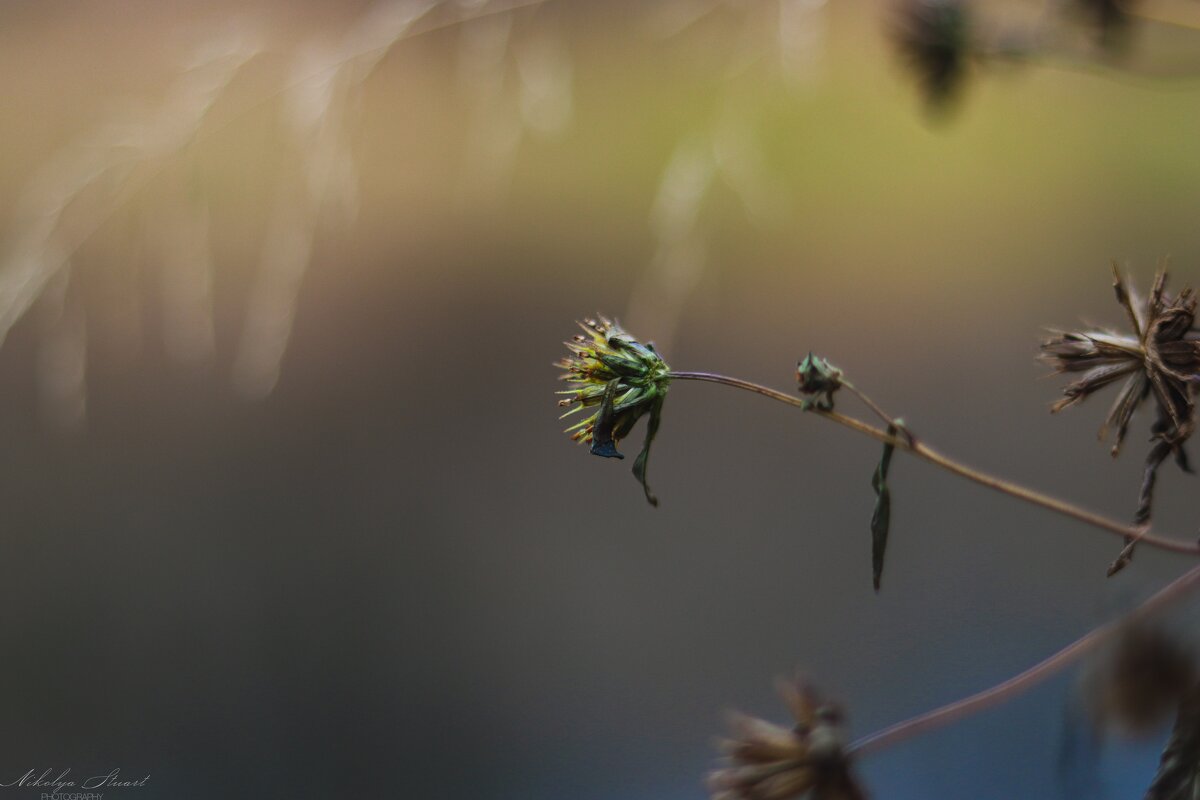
589;378;624;459
1144;686;1200;800
870;422;900;592
632;395;665;507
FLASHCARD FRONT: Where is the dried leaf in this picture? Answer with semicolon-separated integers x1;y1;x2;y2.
589;378;623;459
632;396;664;507
870;423;899;592
1144;686;1200;800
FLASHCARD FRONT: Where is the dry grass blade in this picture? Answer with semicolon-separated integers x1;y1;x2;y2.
235;0;442;397
0;32;260;353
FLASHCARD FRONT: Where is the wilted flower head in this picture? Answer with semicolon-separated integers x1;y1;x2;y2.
557;316;670;505
891;0;972;110
1041;265;1199;461
1042;265;1199;572
709;677;866;800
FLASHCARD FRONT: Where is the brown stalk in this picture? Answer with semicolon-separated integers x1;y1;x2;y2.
668;370;1200;559
849;560;1200;757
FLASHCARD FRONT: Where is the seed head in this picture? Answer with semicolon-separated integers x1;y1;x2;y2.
1041;264;1199;460
1041;264;1200;572
708;677;867;800
556;316;670;505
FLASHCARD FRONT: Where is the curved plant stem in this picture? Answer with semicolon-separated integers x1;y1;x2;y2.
848;561;1200;756
842;380;904;434
667;370;1200;756
667;370;1200;558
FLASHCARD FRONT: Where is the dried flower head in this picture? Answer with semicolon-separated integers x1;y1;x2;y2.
1042;265;1199;455
709;677;867;800
891;0;972;111
557;316;670;506
1041;264;1199;572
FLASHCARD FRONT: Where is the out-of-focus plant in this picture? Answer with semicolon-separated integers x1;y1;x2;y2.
556;266;1200;797
709;677;866;800
889;0;1200;116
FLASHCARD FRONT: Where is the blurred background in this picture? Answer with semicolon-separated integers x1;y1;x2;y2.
1;0;1199;797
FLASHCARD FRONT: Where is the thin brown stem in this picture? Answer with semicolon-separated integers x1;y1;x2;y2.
848;561;1200;756
667;370;1200;558
667;369;1200;756
842;380;909;439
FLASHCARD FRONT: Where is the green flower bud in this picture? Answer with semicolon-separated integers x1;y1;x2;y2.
797;352;843;411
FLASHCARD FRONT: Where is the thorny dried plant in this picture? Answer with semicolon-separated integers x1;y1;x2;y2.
555;271;1200;798
1041;265;1200;574
556;316;670;506
709;677;866;800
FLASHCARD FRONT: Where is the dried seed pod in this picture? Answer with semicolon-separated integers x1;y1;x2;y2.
710;676;868;800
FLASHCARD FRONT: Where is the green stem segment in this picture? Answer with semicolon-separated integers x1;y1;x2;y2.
667;370;1200;558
